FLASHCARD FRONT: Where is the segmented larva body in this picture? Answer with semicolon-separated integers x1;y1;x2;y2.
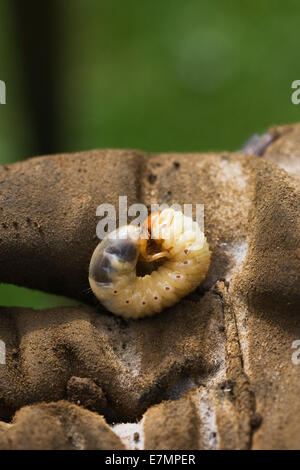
89;208;211;319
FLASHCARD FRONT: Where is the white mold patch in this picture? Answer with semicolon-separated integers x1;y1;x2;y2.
112;417;145;450
193;387;218;450
218;160;248;190
220;240;248;282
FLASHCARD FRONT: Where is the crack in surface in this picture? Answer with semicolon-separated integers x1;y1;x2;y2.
213;281;258;450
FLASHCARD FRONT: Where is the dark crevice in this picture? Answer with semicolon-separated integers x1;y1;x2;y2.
213;282;259;450
148;173;157;185
0;404;15;423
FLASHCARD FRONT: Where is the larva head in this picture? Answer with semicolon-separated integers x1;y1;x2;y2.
138;211;171;262
89;225;140;288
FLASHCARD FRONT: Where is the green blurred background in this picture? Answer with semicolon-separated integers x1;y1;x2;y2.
0;0;300;308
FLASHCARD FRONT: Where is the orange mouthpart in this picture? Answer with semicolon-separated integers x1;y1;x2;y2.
138;212;169;262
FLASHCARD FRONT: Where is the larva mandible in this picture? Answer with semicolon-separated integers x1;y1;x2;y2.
89;208;211;319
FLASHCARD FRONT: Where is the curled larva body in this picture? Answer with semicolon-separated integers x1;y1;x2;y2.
89;208;211;319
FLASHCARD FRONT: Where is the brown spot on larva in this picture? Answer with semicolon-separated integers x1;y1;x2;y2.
165;286;170;290
183;261;188;265
184;249;189;254
176;275;181;279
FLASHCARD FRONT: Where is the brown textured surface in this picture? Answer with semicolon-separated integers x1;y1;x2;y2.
0;123;299;449
0;401;124;450
66;376;108;413
0;149;143;301
143;394;200;450
264;123;300;176
0;293;225;422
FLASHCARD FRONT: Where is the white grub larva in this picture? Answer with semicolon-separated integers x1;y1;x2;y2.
89;208;211;319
